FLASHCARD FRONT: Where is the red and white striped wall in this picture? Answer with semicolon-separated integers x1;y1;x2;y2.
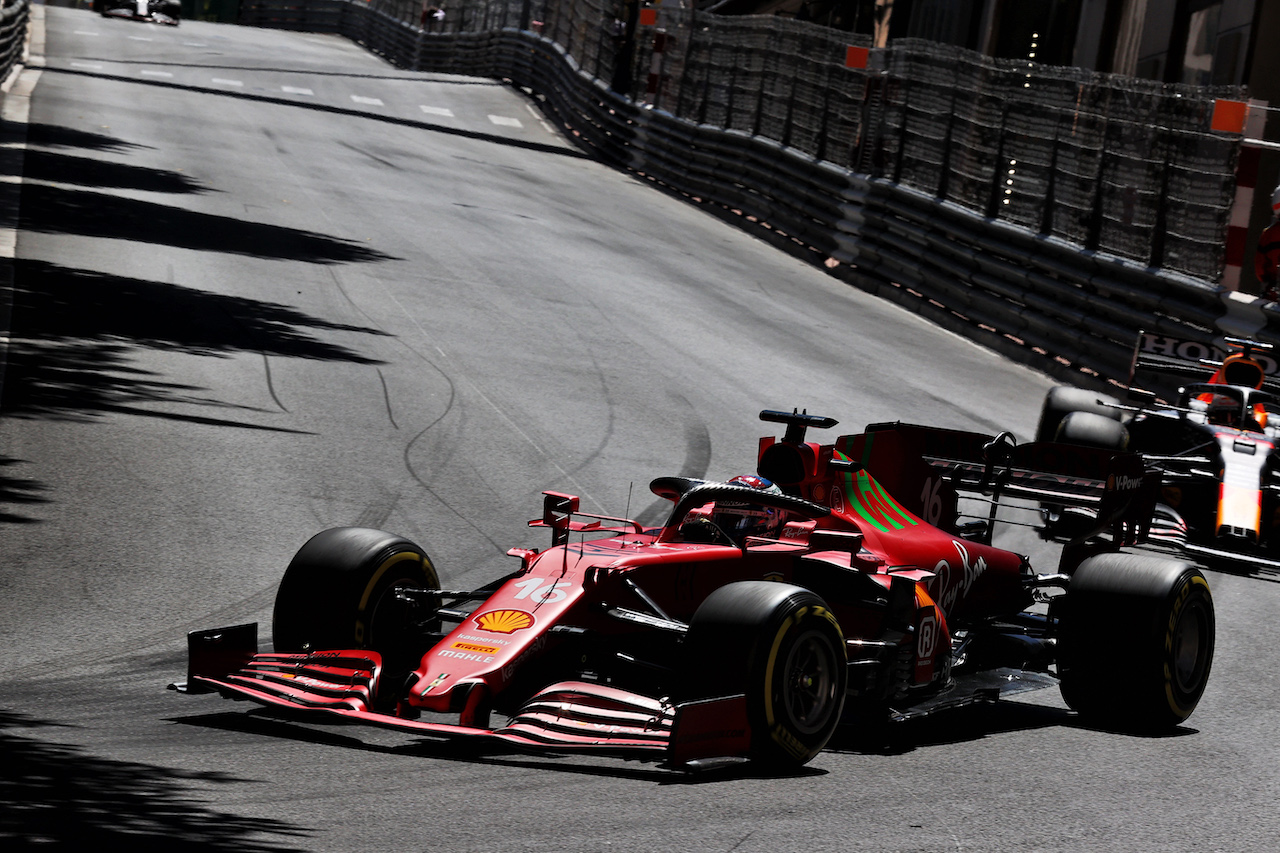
1214;98;1270;291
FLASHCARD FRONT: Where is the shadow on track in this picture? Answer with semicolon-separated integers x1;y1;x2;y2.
0;456;47;524
41;65;588;162
2;122;153;158
171;699;1200;788
19;182;393;263
171;710;828;786
4;119;391;262
826;699;1200;758
0;709;308;851
16;120;152;152
48;60;512;86
1;260;387;424
24;148;212;195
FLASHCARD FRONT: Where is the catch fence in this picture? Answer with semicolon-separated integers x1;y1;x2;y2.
238;0;1254;390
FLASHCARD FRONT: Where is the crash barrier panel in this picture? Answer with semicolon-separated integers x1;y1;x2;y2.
238;0;341;29
0;0;29;87
237;0;1246;393
240;0;1241;280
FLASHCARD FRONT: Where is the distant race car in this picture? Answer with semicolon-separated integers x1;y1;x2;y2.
93;0;181;26
174;409;1214;770
1037;332;1280;577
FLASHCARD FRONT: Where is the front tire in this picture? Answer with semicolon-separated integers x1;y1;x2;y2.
1056;553;1214;731
272;527;440;678
1055;410;1130;449
679;581;847;768
1036;385;1123;443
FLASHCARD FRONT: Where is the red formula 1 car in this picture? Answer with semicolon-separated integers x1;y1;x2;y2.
174;410;1214;769
1037;333;1280;578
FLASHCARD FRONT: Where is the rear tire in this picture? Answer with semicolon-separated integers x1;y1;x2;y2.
679;581;847;768
272;527;440;679
1055;411;1130;450
1036;386;1123;443
1057;553;1214;731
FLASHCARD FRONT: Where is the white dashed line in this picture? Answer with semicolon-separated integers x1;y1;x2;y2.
74;30;100;36
183;42;208;47
141;70;174;78
421;106;454;117
488;115;523;128
281;86;314;95
71;62;103;70
128;36;154;42
211;78;243;87
351;95;384;106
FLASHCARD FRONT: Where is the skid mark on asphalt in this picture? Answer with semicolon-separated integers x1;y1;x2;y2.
355;487;401;530
377;367;398;430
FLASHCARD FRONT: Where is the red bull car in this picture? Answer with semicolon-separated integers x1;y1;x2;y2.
174;410;1214;769
1038;333;1280;578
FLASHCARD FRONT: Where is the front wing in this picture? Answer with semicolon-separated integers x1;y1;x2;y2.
172;625;750;764
1145;503;1280;579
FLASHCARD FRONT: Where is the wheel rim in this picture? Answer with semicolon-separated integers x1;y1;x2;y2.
1171;598;1210;694
781;629;840;735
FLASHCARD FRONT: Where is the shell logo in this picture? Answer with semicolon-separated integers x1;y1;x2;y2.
474;609;535;634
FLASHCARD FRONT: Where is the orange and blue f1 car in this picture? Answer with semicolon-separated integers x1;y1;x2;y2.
174;410;1213;769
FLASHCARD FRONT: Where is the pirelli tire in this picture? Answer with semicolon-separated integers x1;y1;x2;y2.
1054;411;1130;450
1036;397;1130;540
1036;386;1123;443
680;581;847;769
1056;553;1214;731
272;527;440;678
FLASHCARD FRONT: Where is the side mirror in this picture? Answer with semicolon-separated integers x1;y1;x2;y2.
542;492;579;547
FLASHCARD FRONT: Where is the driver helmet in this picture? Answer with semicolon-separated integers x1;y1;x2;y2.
711;475;785;542
1206;396;1241;427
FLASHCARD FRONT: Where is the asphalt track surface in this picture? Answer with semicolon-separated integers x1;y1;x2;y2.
1;7;1278;851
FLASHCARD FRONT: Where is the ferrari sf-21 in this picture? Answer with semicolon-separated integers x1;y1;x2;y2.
175;410;1214;769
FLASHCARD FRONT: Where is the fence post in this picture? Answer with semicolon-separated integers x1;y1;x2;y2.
1085;84;1114;252
935;78;959;201
1040;112;1061;235
986;103;1010;219
1150;129;1172;268
892;60;911;186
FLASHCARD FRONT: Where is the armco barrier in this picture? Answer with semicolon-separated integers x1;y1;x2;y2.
0;0;29;87
239;0;1266;393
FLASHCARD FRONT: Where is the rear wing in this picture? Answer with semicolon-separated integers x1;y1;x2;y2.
1130;332;1280;393
843;422;1158;547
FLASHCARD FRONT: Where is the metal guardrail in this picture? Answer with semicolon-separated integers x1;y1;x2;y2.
0;0;29;86
236;0;1254;392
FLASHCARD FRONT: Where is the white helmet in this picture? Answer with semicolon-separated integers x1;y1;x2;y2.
1272;183;1280;215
